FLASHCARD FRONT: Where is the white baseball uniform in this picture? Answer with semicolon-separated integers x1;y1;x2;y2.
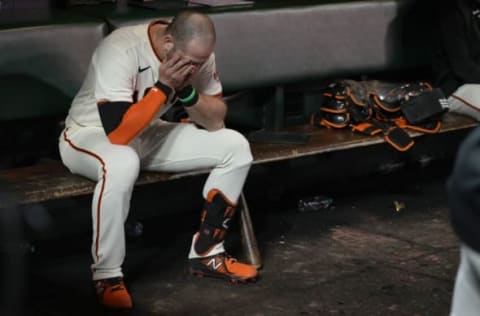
448;84;480;121
58;21;253;281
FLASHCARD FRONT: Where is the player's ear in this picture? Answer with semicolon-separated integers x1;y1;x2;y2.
163;34;174;51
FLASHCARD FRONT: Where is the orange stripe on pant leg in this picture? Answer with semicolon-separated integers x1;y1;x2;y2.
452;94;480;111
63;129;106;261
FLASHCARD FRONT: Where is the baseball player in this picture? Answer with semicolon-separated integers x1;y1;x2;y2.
58;11;257;310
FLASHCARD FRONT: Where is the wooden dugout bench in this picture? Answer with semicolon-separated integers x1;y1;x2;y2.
0;113;476;271
0;0;478;270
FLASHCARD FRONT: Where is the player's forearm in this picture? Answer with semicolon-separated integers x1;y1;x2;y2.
177;85;226;131
186;94;226;130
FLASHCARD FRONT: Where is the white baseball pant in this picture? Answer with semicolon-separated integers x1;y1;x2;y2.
448;84;480;121
58;119;253;281
450;244;480;316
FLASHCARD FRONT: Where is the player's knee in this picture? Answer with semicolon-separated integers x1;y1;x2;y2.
221;129;253;166
103;147;140;187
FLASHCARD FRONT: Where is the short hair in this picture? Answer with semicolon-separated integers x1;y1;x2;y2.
165;11;216;49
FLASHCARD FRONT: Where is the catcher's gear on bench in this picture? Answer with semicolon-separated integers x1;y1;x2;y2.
310;79;447;151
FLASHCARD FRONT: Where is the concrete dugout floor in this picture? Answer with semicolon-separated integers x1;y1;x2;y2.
6;158;461;316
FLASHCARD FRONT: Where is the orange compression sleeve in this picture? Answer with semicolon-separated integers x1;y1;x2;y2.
107;83;171;145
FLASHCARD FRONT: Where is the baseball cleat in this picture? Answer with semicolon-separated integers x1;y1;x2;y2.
94;277;133;310
189;253;258;283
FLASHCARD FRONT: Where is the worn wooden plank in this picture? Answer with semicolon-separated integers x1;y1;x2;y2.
250;113;478;164
0;162;208;206
0;161;93;205
0;112;476;206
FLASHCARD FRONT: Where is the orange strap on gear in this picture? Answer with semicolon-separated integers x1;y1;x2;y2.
320;118;349;129
384;126;414;152
395;117;442;134
351;122;382;136
195;189;236;256
404;121;442;134
352;120;414;151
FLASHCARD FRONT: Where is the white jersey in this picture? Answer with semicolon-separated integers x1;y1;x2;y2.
65;21;222;128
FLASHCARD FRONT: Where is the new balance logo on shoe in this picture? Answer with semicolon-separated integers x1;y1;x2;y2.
189;253;258;283
207;257;223;270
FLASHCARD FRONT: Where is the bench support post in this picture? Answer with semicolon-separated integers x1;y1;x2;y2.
238;192;262;269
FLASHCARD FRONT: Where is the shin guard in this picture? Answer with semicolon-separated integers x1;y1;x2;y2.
194;189;236;256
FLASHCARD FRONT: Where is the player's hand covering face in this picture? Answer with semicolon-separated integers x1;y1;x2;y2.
159;51;195;90
166;43;211;90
